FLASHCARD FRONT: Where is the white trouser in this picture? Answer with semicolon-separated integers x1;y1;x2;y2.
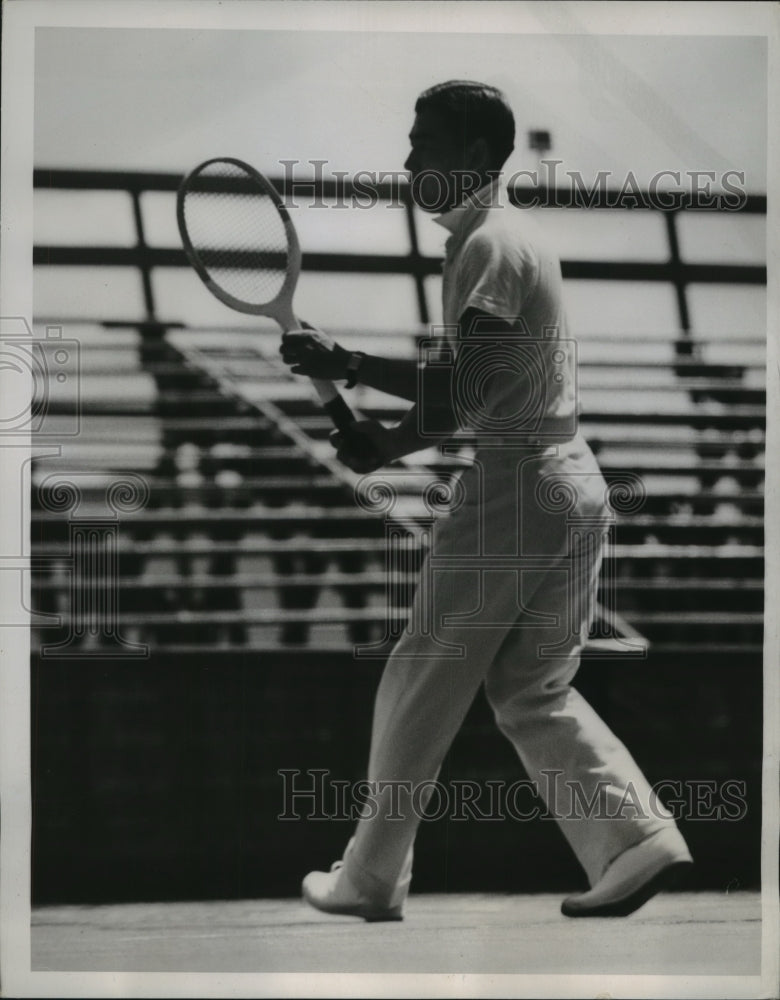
342;435;677;903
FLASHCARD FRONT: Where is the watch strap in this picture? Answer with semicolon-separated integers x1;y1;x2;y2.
344;351;366;389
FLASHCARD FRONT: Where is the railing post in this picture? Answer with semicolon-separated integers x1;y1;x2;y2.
130;186;156;321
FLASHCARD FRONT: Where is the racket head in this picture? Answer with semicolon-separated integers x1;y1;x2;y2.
177;157;301;322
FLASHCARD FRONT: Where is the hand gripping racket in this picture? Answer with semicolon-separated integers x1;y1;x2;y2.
176;157;356;432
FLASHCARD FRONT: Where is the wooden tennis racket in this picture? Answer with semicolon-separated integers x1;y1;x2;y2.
177;156;356;431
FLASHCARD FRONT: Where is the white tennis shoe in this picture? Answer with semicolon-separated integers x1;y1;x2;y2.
302;845;408;922
561;827;693;917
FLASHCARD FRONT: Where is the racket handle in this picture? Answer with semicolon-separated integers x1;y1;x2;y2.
311;378;356;431
312;376;383;467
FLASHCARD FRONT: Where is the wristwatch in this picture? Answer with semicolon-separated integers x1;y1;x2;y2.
344;351;366;389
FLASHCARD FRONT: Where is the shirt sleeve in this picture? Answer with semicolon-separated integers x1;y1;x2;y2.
455;229;537;324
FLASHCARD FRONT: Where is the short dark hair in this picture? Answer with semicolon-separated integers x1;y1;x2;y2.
415;80;515;170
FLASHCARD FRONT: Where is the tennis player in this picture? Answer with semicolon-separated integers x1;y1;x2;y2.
281;81;693;919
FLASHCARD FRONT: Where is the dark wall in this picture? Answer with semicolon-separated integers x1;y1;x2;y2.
31;650;762;904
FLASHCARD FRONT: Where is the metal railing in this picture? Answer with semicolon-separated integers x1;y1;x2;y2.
33;168;766;338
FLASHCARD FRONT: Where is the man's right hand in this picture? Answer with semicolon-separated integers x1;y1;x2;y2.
280;326;351;381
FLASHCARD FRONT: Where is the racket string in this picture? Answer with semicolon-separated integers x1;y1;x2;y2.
182;162;290;305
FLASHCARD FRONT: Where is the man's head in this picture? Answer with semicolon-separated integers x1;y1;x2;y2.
405;80;515;213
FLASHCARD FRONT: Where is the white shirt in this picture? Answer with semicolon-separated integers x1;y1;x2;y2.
432;180;577;443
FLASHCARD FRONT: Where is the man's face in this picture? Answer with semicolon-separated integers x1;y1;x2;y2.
404;109;486;213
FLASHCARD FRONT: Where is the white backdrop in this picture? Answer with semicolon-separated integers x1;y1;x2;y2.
34;27;767;191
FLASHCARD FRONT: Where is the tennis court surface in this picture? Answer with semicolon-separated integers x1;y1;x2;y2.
32;890;759;975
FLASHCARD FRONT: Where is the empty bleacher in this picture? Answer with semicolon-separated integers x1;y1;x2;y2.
29;321;765;658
